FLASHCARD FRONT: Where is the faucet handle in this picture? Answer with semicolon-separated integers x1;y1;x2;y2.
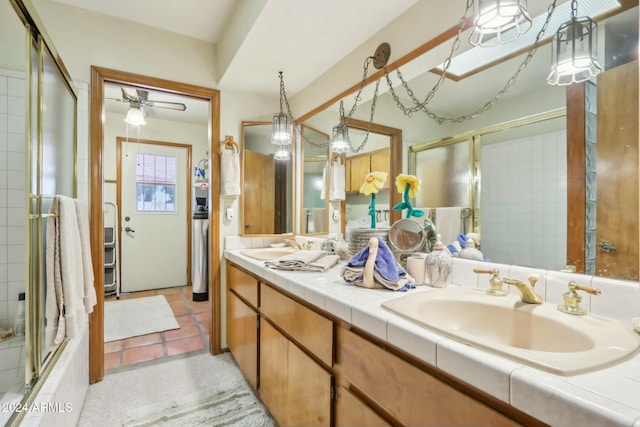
473;268;507;297
557;281;601;315
571;282;601;296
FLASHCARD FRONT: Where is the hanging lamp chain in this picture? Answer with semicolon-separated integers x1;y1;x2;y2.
385;0;557;124
383;0;472;121
301;55;380;150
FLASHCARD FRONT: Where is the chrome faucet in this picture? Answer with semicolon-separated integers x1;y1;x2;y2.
503;276;543;304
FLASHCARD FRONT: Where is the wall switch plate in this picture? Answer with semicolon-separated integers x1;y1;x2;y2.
226;208;234;220
332;210;340;221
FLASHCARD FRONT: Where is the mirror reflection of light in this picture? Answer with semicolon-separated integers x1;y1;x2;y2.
313;177;323;190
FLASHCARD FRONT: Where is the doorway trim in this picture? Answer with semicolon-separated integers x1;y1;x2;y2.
89;66;221;383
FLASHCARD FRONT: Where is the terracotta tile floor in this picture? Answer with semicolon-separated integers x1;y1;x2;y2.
104;286;210;371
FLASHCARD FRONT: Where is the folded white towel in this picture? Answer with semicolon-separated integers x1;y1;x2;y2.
265;250;327;270
300;255;340;272
221;149;240;196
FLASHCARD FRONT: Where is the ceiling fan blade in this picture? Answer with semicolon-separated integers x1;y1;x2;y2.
121;87;138;101
145;100;187;111
105;97;128;103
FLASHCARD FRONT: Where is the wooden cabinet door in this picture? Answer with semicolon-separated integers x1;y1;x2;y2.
260;318;332;427
336;386;392;427
259;319;288;425
244;150;275;234
287;338;332;427
596;60;639;280
370;149;390;189
344;158;352;192
349;155;371;192
226;290;258;389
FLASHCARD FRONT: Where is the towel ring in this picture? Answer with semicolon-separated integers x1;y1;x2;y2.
220;135;239;154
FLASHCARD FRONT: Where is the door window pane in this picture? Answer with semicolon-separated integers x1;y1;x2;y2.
136;153;177;212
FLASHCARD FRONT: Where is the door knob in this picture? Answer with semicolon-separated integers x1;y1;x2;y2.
125;226;135;233
598;240;616;252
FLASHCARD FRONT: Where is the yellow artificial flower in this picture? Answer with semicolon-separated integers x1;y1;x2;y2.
359;171;388;195
395;174;421;198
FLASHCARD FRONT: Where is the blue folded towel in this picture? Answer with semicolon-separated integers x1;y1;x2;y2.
343;238;414;291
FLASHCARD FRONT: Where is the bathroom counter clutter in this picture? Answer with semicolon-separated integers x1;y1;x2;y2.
224;249;640;427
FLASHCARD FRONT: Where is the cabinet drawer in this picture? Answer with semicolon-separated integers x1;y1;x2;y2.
227;264;258;308
337;327;520;427
260;283;333;366
336;386;391;427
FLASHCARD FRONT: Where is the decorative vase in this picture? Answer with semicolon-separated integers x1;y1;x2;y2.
425;234;452;288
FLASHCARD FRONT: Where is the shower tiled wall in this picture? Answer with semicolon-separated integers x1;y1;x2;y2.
481;130;567;270
0;68;27;397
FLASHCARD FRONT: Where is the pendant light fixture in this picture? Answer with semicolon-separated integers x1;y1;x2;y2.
125;104;146;126
469;0;532;47
271;71;293;146
273;141;290;161
547;0;601;86
330;123;350;153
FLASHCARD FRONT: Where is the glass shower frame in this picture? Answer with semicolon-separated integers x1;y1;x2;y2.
5;1;78;425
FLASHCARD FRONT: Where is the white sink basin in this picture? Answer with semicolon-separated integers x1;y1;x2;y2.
239;247;298;260
382;286;640;375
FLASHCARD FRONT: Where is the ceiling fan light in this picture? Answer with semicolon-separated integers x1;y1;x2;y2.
548;16;601;86
330;124;350;153
469;0;532;47
125;105;146;126
271;112;292;145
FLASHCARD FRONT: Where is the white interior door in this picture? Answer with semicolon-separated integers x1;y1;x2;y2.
120;141;188;292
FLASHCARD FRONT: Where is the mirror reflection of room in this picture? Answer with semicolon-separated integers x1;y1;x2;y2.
242;121;294;235
300;125;330;235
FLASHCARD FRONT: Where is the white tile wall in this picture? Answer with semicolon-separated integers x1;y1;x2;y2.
0;69;26;402
481;130;567;271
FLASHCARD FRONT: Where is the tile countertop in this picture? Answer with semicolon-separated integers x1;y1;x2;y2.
224;249;640;427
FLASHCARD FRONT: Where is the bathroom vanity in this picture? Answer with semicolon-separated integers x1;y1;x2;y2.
225;250;640;427
225;247;640;426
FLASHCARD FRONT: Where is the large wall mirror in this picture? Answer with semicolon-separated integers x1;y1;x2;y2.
298;2;638;281
241;121;294;235
300;125;329;235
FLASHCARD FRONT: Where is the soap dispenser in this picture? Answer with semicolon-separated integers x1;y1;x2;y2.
425;234;452;288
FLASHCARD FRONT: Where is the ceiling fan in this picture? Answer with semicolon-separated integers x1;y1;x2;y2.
107;87;187;112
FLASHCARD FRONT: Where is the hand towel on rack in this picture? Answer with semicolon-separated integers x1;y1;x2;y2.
75;199;96;313
330;157;346;201
45;195;97;344
220;148;240;196
435;207;463;246
320;162;328;200
313;208;327;233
